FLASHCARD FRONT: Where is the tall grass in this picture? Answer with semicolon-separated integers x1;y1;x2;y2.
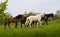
0;19;60;37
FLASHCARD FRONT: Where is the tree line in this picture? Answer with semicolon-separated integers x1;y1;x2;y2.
0;0;60;24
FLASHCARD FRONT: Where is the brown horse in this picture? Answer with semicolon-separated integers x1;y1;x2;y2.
4;14;23;28
42;13;54;25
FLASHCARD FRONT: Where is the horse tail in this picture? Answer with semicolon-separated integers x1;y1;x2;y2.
25;18;30;27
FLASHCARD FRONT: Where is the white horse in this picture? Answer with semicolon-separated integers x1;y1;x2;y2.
25;13;45;27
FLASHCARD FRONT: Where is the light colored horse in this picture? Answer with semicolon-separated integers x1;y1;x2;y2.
25;13;45;27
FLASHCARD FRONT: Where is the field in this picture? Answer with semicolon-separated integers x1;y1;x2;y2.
0;18;60;37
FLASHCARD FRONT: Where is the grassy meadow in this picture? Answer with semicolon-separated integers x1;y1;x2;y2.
0;18;60;37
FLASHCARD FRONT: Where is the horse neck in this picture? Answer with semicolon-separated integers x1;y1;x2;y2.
15;15;23;19
47;14;53;18
14;17;19;20
37;14;44;18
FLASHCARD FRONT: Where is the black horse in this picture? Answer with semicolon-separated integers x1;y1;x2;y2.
42;13;54;25
20;16;27;27
20;16;37;27
4;14;23;28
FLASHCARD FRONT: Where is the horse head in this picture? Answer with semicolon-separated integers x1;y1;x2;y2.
50;13;54;18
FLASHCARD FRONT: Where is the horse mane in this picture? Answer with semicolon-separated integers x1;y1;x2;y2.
15;14;23;19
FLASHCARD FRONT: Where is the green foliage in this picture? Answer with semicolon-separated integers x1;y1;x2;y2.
54;14;60;20
0;0;8;14
56;10;60;18
24;12;36;16
0;0;8;23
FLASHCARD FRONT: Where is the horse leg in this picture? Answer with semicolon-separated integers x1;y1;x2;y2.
40;21;42;26
21;20;23;27
20;21;22;28
45;18;48;25
38;18;42;27
15;22;18;28
8;22;10;28
29;21;32;27
37;22;39;27
4;21;7;29
37;21;42;27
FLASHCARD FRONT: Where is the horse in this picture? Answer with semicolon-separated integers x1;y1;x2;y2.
4;14;23;28
20;16;27;27
20;16;37;27
42;13;54;25
25;13;45;27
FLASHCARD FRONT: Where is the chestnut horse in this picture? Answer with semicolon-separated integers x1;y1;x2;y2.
4;14;23;28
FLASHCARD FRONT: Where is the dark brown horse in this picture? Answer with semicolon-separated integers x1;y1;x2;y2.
4;14;23;28
20;16;27;27
42;13;54;25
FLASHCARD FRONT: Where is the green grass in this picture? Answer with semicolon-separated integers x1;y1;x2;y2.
0;19;60;37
